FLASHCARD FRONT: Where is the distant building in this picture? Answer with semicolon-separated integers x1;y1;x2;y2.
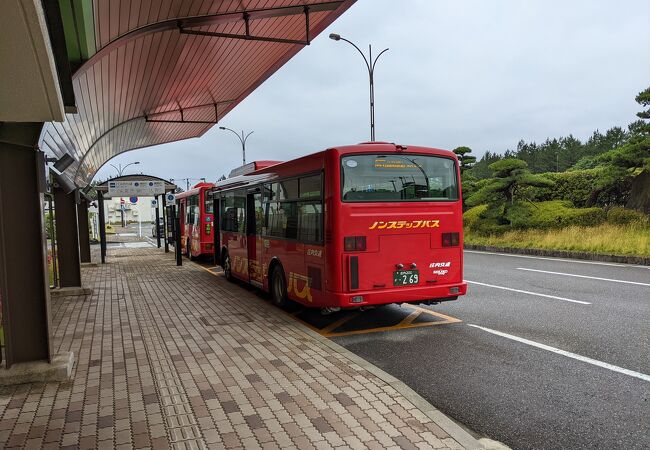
105;196;156;224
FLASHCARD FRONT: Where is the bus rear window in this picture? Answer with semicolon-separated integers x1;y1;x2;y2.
341;154;459;202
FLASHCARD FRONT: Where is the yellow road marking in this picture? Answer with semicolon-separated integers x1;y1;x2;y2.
320;313;360;334
399;309;421;326
198;265;223;276
323;318;458;338
196;261;462;337
403;304;462;324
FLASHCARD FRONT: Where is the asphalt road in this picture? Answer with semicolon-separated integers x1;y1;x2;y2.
335;251;650;450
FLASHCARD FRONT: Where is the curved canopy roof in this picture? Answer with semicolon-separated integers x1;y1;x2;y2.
39;0;355;188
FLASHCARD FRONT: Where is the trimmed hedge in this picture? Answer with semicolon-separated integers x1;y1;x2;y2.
464;201;607;234
521;169;602;207
507;201;606;229
607;207;648;225
463;204;509;235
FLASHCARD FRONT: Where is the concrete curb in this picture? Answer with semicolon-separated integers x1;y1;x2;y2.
299;325;485;449
464;244;649;266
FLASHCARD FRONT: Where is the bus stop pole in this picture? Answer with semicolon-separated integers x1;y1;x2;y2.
162;194;169;253
174;208;182;266
155;195;161;248
97;191;107;264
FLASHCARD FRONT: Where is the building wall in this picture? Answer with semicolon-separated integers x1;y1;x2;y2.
105;196;156;224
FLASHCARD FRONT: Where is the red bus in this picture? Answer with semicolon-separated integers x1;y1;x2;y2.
211;143;467;311
176;182;215;259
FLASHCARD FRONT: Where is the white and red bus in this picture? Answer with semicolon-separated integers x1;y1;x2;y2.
211;143;467;311
176;182;215;259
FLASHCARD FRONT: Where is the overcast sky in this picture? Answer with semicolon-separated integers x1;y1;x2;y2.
95;0;650;185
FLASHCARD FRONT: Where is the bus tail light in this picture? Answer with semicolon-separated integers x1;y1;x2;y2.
205;223;211;235
344;236;366;251
442;232;459;247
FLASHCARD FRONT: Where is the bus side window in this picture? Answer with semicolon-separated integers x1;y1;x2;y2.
298;202;323;244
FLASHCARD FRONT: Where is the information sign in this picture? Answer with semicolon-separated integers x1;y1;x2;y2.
107;180;165;197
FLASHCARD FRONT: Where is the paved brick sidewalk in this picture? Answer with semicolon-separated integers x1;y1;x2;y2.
0;247;478;449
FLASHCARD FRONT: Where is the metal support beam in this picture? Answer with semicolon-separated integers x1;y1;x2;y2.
77;198;91;263
155;195;161;248
0;122;52;367
179;6;314;46
97;191;107;263
144;101;233;124
53;185;81;287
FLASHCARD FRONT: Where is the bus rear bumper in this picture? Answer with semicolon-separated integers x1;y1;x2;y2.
327;281;468;308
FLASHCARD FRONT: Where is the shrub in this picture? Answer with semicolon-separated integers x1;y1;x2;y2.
463;204;509;235
463;204;488;228
507;200;606;229
522;169;602;207
607;207;648;225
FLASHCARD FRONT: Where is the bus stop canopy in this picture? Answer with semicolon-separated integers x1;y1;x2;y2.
39;0;355;188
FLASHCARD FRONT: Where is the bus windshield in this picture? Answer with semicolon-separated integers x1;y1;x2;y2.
341;154;459;202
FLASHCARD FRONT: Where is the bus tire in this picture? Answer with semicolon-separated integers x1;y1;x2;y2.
222;250;234;282
270;265;289;309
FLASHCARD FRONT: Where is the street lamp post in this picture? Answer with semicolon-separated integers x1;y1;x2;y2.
109;161;140;227
109;161;140;177
219;127;254;165
329;33;389;142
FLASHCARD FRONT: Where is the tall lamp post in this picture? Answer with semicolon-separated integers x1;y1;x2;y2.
109;161;140;227
219;127;254;165
329;33;389;142
109;161;140;177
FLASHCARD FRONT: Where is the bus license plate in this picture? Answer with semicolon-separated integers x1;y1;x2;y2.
393;270;419;286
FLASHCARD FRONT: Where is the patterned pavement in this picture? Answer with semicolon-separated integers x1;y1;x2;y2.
0;244;474;449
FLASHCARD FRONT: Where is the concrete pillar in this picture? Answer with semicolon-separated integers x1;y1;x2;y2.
0;123;52;367
77;198;91;263
53;184;81;287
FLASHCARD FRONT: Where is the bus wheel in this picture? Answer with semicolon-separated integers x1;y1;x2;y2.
222;251;234;282
270;266;289;309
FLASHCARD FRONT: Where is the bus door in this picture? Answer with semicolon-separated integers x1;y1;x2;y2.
246;190;263;285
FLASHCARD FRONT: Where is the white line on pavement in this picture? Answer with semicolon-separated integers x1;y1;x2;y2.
517;268;650;287
464;250;629;267
466;280;591;305
468;324;650;382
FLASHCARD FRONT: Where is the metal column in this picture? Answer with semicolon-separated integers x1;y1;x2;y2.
77;198;91;263
53;184;82;287
162;194;169;253
97;191;107;263
0;123;51;367
155;195;161;248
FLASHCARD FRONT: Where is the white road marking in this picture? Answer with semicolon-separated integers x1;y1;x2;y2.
468;324;650;382
466;280;591;305
464;250;627;267
517;268;650;287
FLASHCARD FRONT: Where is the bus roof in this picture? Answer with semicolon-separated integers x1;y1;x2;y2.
175;182;215;199
211;143;457;193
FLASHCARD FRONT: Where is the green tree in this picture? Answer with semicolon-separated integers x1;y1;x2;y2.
453;146;476;173
587;86;650;207
466;158;554;223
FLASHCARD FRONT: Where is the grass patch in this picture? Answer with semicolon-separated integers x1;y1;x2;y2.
465;223;650;257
